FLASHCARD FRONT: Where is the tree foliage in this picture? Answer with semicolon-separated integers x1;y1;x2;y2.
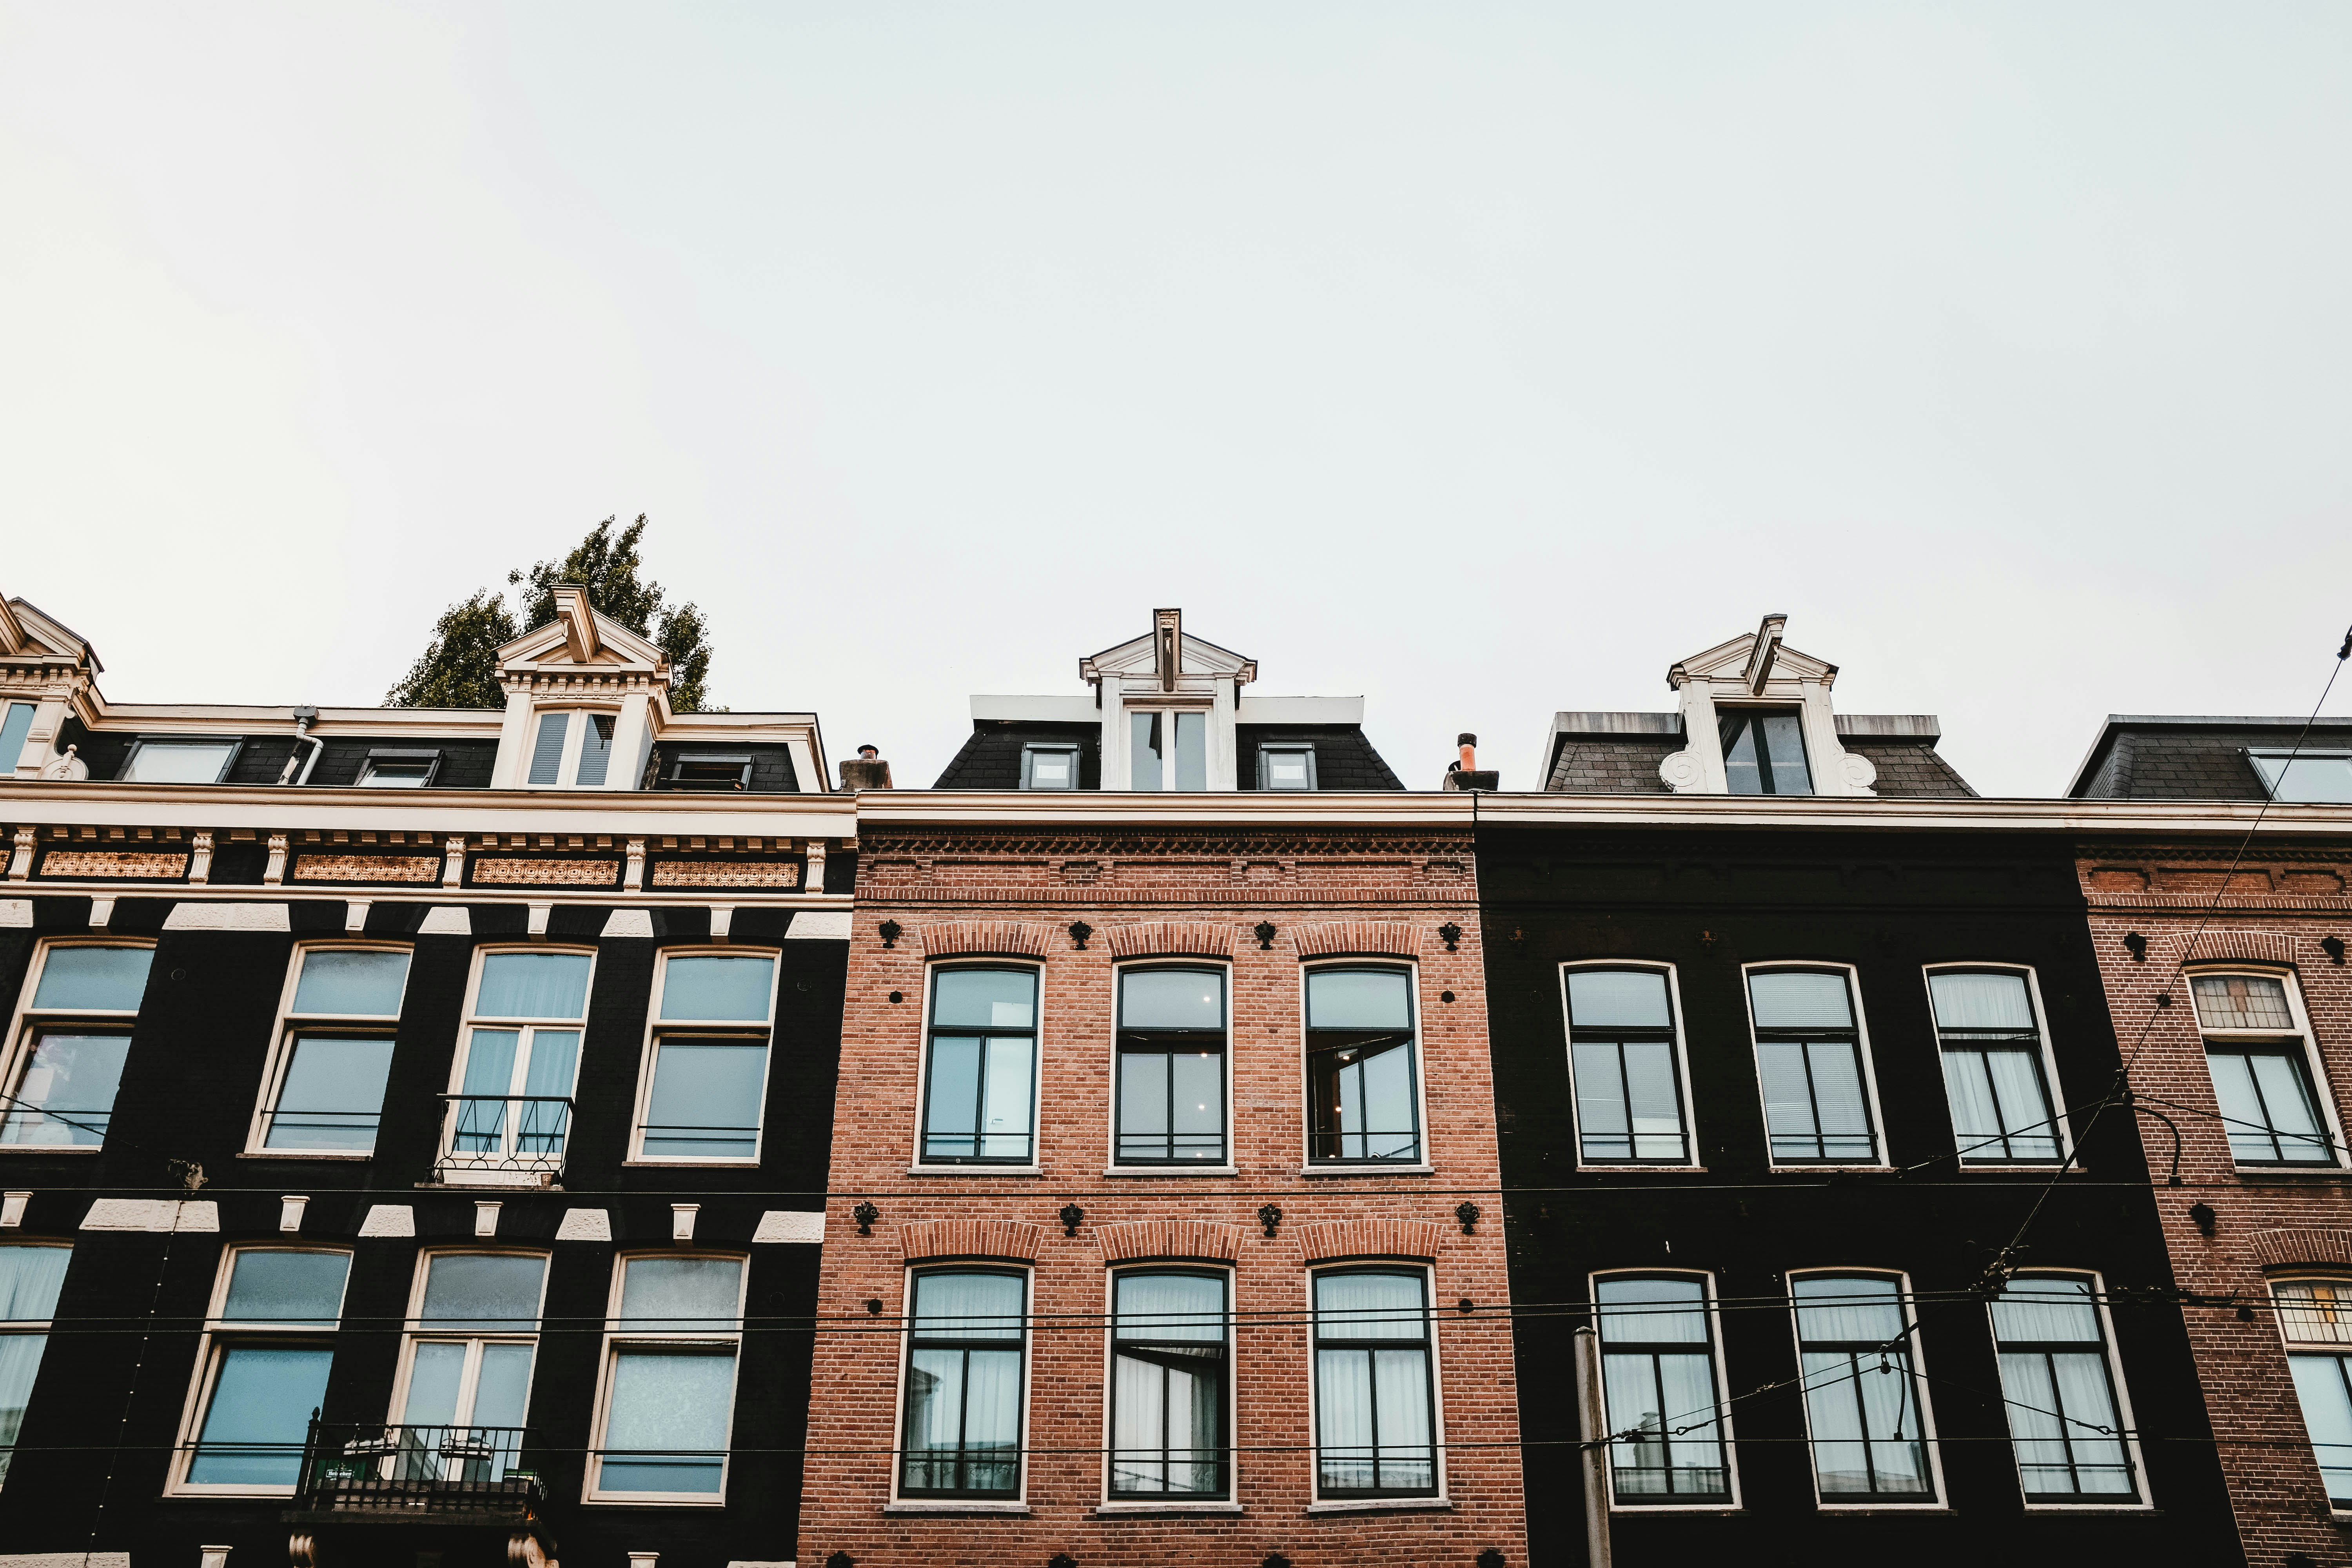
385;514;717;711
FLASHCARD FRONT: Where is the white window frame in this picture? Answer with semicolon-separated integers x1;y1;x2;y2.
245;942;412;1159
888;1262;1034;1508
117;736;243;784
909;962;1044;1176
626;948;781;1167
0;938;155;1156
583;1250;748;1506
168;1244;352;1497
1104;960;1235;1176
2269;1274;2352;1515
1922;964;2073;1171
2184;965;2345;1171
1741;962;1893;1172
1123;703;1213;793
1784;1266;1949;1510
1302;1261;1449;1511
439;946;597;1183
1096;1262;1239;1509
1297;959;1435;1174
387;1248;551;1446
1561;961;1702;1171
1019;743;1081;791
1589;1268;1742;1513
1984;1268;2152;1512
2249;749;2352;803
524;707;623;789
1255;742;1318;792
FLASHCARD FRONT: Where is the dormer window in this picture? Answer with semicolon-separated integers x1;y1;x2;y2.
1131;711;1207;792
1258;743;1317;791
525;711;617;788
1021;744;1078;791
117;738;241;784
1718;710;1811;796
668;754;753;791
2250;751;2352;804
358;749;441;788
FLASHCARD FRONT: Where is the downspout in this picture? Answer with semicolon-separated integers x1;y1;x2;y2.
277;706;323;785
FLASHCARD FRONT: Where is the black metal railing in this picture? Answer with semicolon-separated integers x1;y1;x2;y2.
292;1420;551;1515
434;1094;573;1183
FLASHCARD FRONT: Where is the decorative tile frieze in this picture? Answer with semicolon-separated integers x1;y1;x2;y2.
37;849;189;880
291;853;440;884
471;856;622;887
649;859;802;889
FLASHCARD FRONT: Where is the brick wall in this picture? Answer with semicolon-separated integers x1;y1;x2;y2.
800;826;1526;1567
2082;841;2352;1567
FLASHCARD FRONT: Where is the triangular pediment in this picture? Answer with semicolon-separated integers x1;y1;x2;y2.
1669;615;1837;691
496;586;668;674
1082;630;1255;681
0;597;98;670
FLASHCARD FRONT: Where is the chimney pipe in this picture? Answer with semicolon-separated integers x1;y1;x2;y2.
840;746;893;791
1444;731;1498;793
1457;733;1478;772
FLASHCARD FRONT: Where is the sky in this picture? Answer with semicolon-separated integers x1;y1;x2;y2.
2;3;2348;797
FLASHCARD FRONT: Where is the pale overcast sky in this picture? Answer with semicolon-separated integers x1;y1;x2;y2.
3;4;2347;796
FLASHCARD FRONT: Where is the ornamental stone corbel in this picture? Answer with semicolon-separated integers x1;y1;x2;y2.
7;827;33;881
262;834;289;886
804;839;827;894
1839;750;1878;795
37;745;86;782
624;837;646;890
442;836;467;887
189;831;214;884
1657;751;1704;792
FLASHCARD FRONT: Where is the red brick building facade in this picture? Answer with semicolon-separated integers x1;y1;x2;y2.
797;799;1525;1567
2080;838;2352;1567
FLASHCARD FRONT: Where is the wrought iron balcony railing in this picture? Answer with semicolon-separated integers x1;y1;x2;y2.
434;1093;573;1185
289;1420;551;1521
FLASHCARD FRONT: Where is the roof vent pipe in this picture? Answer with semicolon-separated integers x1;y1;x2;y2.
1444;732;1499;792
278;707;323;786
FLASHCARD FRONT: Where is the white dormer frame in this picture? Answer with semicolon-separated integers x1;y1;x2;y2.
0;597;102;779
1658;615;1878;797
490;587;675;791
1080;609;1259;792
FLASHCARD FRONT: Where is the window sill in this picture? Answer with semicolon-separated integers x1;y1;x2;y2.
0;1145;100;1156
237;1150;373;1161
2019;1503;2154;1514
1576;1163;1710;1174
2234;1168;2351;1181
1816;1503;1956;1514
1100;1166;1238;1178
622;1159;760;1169
584;1495;726;1508
163;1485;296;1499
906;1165;1042;1178
884;1500;1031;1515
1094;1501;1243;1515
1764;1165;1894;1175
1305;1496;1451;1515
1298;1163;1434;1178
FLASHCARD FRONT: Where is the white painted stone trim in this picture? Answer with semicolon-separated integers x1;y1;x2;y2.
753;1210;825;1244
0;1554;132;1568
418;906;471;935
82;1198;218;1232
601;909;655;939
786;910;851;941
358;1204;416;1237
0;900;28;928
556;1207;613;1241
163;902;290;932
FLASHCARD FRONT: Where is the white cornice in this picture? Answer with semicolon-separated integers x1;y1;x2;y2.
0;782;856;838
856;790;1475;829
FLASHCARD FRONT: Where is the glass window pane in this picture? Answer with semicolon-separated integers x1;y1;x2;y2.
2192;974;2295;1031
1169;1051;1222;1151
1757;1040;1820;1156
2279;1282;2352;1346
2290;1356;2352;1504
1990;1278;2102;1344
419;1254;546;1331
1760;712;1813;794
924;1037;980;1156
1023;746;1075;789
661;955;775;1022
913;1272;1024;1339
2254;755;2352;804
1263;748;1312;789
32;947;152;1012
575;714;615;786
2249;1053;2333;1161
1807;1043;1875;1156
222;1250;350;1325
474;953;592;1019
1721;713;1764;795
1314;1272;1425;1339
0;1332;47;1478
0;1033;130;1145
1172;711;1206;791
1121;969;1223;1029
1929;971;2035;1031
619;1256;743;1330
293;950;410;1016
1596;1278;1710;1345
1316;1346;1376;1491
2205;1051;2278;1161
1573;1042;1632;1158
979;1037;1033;1158
1307;969;1412;1030
644;1041;767;1158
472;1343;534;1427
1131;712;1163;791
120;740;235;783
267;1036;394;1151
1118;1053;1169;1141
1623;1040;1686;1159
1115;1273;1225;1341
526;711;569;786
1749;971;1855;1029
0;1248;68;1321
0;704;34;769
1372;1345;1436;1487
1792;1276;1904;1342
187;1346;333;1485
931;969;1036;1029
601;1348;733;1492
358;755;435;786
1567;969;1672;1028
399;1341;466;1425
1982;1048;2060;1159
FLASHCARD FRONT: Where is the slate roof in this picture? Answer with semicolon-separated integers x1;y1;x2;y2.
933;722;1103;789
2067;717;2352;799
1234;725;1403;791
1842;737;1976;799
1540;712;1975;797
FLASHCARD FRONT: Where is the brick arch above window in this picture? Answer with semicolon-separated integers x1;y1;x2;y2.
1103;922;1234;961
1096;1219;1245;1264
1290;921;1423;960
2251;1227;2352;1272
1294;1218;1448;1264
2174;929;2301;969
916;921;1060;960
899;1219;1044;1263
